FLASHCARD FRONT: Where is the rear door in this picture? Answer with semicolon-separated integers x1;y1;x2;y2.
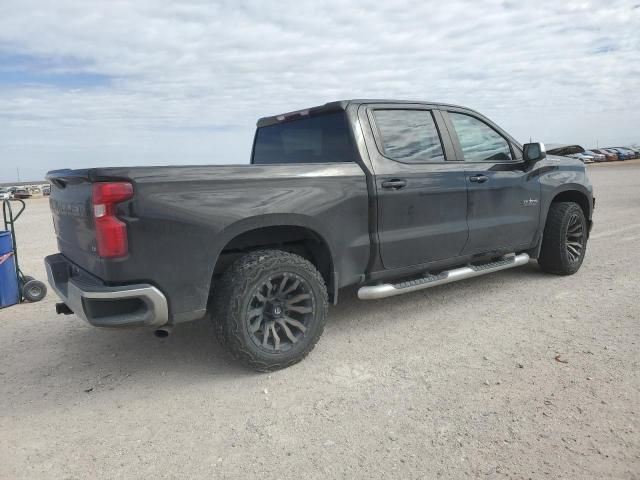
361;104;469;270
443;110;540;255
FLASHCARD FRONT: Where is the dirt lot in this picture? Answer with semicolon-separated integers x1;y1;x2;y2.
1;161;639;479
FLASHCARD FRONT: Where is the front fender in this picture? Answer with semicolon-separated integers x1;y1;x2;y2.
528;158;594;257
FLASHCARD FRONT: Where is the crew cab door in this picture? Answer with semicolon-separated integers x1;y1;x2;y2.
361;105;469;269
442;110;540;255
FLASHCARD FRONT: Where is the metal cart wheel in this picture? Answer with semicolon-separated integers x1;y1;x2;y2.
22;280;47;302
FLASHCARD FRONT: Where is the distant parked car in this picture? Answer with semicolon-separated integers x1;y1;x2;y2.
11;187;32;199
0;188;10;200
582;150;606;162
627;147;640;158
569;153;594;163
602;148;623;160
591;149;618;161
618;147;639;159
42;185;51;196
608;148;633;160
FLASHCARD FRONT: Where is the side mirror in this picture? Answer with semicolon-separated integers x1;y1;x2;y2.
523;142;546;164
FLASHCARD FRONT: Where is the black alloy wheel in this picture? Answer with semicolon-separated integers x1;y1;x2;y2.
211;249;328;371
538;201;588;275
247;272;314;353
565;212;585;263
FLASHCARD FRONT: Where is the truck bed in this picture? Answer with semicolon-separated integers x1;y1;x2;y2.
47;163;371;322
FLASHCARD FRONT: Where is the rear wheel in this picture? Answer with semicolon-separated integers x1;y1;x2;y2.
211;249;328;371
538;202;588;275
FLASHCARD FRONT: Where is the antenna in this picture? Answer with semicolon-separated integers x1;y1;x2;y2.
16;167;20;182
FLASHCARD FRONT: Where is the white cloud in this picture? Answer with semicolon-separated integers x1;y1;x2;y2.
0;0;639;180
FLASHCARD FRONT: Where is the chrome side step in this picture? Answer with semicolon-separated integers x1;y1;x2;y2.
358;253;530;300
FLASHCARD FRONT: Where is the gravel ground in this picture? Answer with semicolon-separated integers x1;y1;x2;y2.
1;161;639;479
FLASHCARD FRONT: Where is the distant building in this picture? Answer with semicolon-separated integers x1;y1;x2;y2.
0;180;47;188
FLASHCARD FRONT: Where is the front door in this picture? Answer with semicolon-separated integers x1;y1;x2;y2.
365;107;469;269
444;110;540;255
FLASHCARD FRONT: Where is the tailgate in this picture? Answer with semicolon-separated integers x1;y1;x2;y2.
47;169;98;274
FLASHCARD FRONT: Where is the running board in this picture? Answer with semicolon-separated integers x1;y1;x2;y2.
358;253;530;300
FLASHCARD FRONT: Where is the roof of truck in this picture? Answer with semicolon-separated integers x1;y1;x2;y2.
256;99;469;127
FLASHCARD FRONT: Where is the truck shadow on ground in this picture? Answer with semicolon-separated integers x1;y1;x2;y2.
61;263;547;365
12;262;558;409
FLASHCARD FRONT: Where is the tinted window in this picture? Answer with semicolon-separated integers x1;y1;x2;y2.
373;110;445;163
449;112;513;162
252;112;355;164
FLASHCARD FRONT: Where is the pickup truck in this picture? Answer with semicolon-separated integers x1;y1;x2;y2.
45;99;594;371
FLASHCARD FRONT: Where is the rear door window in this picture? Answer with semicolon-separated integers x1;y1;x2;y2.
252;112;355;164
373;109;445;163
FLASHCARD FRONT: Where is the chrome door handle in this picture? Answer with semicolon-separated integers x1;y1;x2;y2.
469;175;489;183
381;179;407;190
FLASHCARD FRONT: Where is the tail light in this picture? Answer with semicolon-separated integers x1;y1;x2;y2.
92;182;134;258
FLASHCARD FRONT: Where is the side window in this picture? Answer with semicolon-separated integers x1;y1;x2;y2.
373;110;445;163
449;112;513;162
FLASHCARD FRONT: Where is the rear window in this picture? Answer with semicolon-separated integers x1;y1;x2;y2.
252;112;355;164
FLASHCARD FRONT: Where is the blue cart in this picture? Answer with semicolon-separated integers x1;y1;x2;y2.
1;199;47;308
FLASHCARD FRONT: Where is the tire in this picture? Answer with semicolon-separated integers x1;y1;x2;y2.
211;249;328;372
538;202;588;275
22;279;47;302
20;275;35;288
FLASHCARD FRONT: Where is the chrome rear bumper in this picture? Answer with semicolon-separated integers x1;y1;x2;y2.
45;254;168;328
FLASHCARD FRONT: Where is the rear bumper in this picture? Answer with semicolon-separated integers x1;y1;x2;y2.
45;253;168;328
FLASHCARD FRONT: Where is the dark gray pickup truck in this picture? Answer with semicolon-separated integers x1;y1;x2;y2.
45;99;594;370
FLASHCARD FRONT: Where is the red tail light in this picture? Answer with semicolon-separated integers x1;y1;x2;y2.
92;182;134;258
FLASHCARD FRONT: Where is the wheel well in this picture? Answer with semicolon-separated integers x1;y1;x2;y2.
213;225;334;291
551;190;590;220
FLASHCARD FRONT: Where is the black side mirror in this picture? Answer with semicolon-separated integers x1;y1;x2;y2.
523;142;546;164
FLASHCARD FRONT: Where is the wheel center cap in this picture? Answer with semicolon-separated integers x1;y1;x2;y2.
272;305;283;316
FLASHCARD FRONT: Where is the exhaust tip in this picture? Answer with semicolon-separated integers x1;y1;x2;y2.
55;302;74;315
154;326;172;338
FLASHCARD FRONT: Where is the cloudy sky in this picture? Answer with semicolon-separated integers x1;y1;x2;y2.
1;0;639;182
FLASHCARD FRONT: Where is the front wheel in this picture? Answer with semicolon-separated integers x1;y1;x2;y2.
538;202;588;275
211;249;328;372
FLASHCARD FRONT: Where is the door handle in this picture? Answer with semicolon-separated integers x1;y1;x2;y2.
469;174;489;183
381;179;407;190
